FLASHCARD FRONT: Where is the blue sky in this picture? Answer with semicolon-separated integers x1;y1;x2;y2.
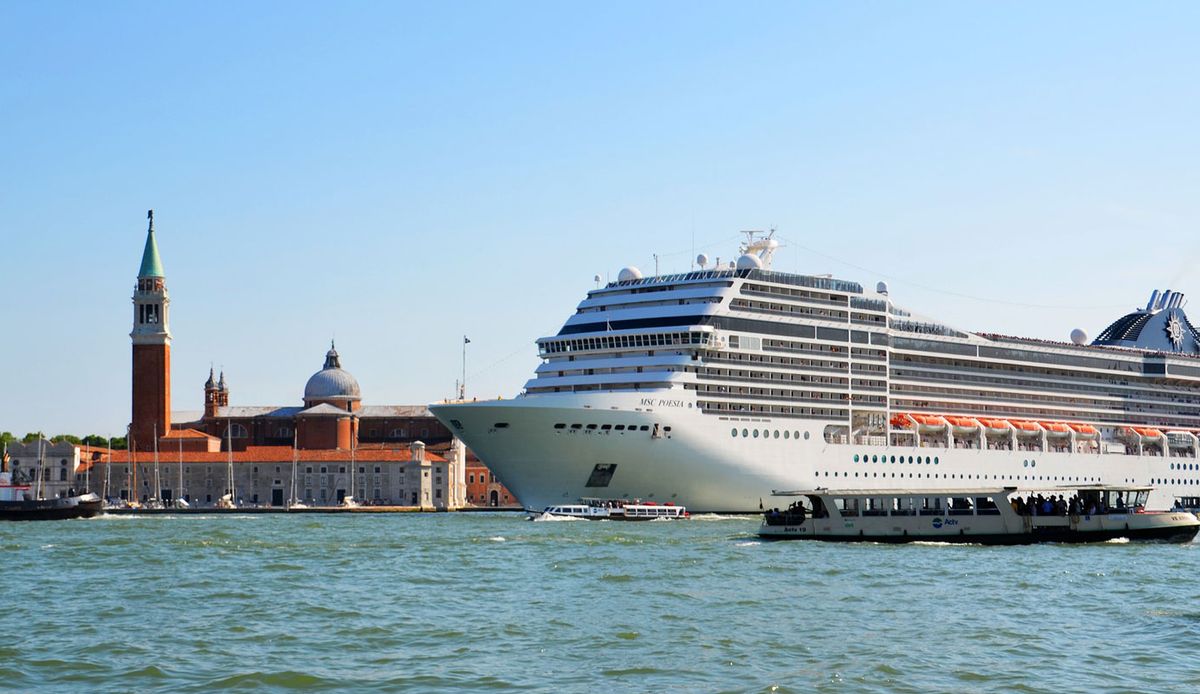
2;2;1199;436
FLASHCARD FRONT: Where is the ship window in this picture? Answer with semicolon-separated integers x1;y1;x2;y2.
908;456;914;464
640;426;649;431
784;431;790;440
742;429;749;437
934;457;939;465
616;425;626;431
853;454;860;462
753;430;759;438
890;456;896;463
664;426;671;432
731;428;738;437
601;424;612;430
571;424;582;429
554;423;565;429
871;455;878;463
773;430;779;439
494;422;509;429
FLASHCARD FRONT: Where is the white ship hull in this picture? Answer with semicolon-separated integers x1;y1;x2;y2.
432;391;1196;513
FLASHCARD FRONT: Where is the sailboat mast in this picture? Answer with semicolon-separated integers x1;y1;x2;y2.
178;435;184;505
36;437;44;500
226;419;234;505
105;437;112;501
153;423;161;503
290;431;298;507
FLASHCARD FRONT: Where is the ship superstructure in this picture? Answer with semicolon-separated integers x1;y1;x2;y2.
431;232;1200;512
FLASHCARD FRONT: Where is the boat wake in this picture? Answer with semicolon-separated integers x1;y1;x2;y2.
530;514;581;522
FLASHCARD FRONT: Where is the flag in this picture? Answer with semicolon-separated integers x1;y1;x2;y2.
464;336;471;344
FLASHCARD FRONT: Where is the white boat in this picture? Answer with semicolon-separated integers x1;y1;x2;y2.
431;231;1200;513
532;498;688;521
758;485;1199;543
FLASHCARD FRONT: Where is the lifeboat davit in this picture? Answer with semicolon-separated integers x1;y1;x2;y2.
1039;421;1072;439
889;413;916;429
1166;431;1197;448
1008;420;1042;437
1068;423;1100;440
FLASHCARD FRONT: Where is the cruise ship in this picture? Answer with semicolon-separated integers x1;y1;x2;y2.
431;231;1200;512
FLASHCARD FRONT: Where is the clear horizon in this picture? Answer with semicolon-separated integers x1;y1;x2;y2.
2;2;1199;437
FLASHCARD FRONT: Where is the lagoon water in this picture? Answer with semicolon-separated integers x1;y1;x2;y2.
2;512;1198;692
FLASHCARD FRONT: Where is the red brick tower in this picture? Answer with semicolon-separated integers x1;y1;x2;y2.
130;209;171;450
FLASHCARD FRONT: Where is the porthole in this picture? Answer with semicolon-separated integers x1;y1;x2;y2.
1031;461;1036;468
731;428;738;437
753;429;759;438
803;431;810;440
908;456;914;464
773;430;780;439
1023;460;1028;468
934;457;939;465
872;455;878;463
784;431;791;440
742;429;749;437
854;454;860;462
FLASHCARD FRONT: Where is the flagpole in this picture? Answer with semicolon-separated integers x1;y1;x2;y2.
461;335;469;400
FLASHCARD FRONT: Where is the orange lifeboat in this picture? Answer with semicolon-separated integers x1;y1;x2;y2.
1068;423;1100;439
977;418;1012;434
945;416;982;436
1039;421;1072;439
910;414;949;434
1120;427;1165;445
889;413;915;429
1008;419;1042;436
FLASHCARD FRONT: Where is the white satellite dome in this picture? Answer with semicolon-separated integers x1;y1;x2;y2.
696;253;709;269
735;254;763;270
876;281;889;295
1070;328;1088;345
617;266;643;282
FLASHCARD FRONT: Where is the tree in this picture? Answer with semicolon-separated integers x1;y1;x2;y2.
0;432;14;447
52;434;82;445
21;432;45;443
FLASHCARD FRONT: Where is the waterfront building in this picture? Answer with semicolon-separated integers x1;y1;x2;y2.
114;212;516;508
5;439;87;500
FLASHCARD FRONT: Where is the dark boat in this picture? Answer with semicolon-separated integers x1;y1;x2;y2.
1;465;103;521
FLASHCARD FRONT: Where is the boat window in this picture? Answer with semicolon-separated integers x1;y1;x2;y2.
975;497;1001;515
554;423;566;429
571;424;582;429
835;497;860;516
891;497;916;516
742;429;749;437
862;497;888;516
731;428;737;437
919;497;943;515
586;424;598;430
784;431;790;439
616;425;626;431
493;422;510;429
753;430;759;438
639;425;649;431
601;424;612;430
948;497;974;515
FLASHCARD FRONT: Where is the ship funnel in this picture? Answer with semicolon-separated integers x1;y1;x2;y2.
1147;290;1160;311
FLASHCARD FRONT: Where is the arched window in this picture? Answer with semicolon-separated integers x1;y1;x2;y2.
224;423;249;439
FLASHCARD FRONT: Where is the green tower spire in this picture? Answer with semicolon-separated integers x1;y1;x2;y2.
138;209;165;278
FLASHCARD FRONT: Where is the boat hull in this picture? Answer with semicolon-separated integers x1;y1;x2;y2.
0;494;103;521
758;514;1200;544
432;393;1200;513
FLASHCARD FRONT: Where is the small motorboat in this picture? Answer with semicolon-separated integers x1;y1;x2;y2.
530;498;689;521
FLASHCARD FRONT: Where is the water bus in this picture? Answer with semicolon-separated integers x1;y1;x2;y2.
758;484;1199;543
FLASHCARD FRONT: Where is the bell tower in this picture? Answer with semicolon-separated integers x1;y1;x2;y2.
130;209;171;450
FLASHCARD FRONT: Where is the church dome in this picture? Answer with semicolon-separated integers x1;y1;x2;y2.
304;343;362;402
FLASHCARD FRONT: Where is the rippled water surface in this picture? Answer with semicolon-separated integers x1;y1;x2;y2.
3;512;1199;692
